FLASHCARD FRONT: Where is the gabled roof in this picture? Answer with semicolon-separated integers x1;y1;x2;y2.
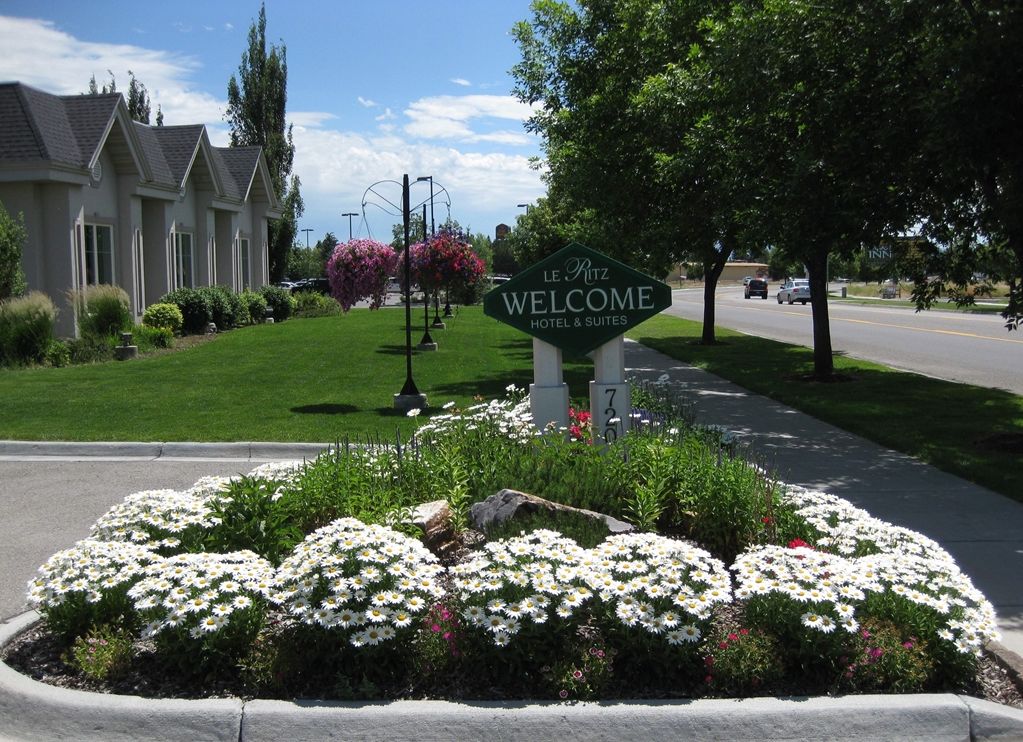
150;125;205;186
0;82;281;214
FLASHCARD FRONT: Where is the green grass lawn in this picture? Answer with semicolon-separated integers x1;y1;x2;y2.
629;315;1023;501
0;308;595;443
2;307;1020;502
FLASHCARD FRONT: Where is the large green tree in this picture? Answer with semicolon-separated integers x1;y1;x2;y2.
512;0;762;344
909;2;1023;329
225;3;302;283
701;1;922;376
0;201;27;300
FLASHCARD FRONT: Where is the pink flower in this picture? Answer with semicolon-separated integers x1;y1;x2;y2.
559;689;569;699
572;669;584;680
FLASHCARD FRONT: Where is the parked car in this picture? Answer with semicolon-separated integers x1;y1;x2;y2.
744;278;769;299
777;279;811;305
290;277;330;294
742;275;753;286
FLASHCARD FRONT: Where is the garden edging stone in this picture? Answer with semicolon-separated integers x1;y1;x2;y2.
5;611;1023;741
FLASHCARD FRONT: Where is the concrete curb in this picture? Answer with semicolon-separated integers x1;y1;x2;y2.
4;612;1023;741
0;440;331;461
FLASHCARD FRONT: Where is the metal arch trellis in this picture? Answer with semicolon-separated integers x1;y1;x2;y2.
359;180;452;241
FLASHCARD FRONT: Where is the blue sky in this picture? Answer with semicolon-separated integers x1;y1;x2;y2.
0;0;546;244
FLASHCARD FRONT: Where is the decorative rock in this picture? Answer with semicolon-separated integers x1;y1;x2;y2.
408;500;459;558
206;322;218;334
470;489;634;535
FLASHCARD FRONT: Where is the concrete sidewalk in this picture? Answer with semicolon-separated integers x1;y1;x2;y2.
623;339;1023;663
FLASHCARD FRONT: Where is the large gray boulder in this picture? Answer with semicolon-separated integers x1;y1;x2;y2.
469;489;634;535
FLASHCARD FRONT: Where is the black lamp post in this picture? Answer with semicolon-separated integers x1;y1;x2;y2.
341;212;357;241
360;176;433;411
417;203;437;349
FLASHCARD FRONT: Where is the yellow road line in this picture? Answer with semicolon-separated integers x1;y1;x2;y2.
834;316;1023;344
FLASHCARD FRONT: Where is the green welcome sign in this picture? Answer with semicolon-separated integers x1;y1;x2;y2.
483;243;672;356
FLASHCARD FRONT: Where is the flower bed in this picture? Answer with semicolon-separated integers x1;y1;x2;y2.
10;391;1007;702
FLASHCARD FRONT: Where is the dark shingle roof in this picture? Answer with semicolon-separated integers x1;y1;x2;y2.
61;93;120;166
132;122;176;187
0;82;82;164
213;146;261;201
150;125;204;187
1;82;271;206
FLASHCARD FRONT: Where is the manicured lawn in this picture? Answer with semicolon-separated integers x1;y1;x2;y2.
0;308;592;443
3;307;1020;502
629;314;1023;502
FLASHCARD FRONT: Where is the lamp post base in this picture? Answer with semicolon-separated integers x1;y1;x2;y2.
416;341;438;351
393;392;428;412
431;320;446;329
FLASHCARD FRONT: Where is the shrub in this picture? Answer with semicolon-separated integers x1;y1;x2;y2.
239;290;267;324
0;291;57;366
159;287;212;335
133;324;173;352
292;290;340;317
67;334;113;364
142;303;184;335
259;285;296;322
44;338;71;367
197;285;241;331
66;625;135;681
72;284;132;338
703;626;784;696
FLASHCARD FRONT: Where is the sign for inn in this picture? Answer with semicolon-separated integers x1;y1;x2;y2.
484;243;672;442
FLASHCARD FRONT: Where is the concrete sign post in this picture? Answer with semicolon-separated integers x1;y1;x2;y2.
484;243;671;441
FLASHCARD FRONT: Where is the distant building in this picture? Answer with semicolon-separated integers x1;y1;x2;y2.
666;261;769;284
0;82;282;336
495;223;510;241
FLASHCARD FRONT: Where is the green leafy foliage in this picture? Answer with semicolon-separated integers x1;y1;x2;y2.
65;625;135;681
142;303;184;334
258;285;296;321
159;287;212;335
0;199;27;301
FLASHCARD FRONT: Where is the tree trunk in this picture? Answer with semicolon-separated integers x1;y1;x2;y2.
806;247;834;378
701;248;729;345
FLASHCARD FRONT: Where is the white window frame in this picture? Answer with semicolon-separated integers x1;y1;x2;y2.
173;231;194;289
239;237;251;290
83;223;114;286
132;229;145;315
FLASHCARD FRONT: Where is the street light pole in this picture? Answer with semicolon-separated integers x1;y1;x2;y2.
417;203;437;349
341;212;357;241
395;175;426;410
301;228;313;249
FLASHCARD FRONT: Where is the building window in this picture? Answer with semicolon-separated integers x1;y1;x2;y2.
84;224;114;285
174;231;194;289
240;238;251;290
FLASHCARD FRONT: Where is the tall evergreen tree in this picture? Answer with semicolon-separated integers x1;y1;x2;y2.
126;71;151;125
225;2;300;283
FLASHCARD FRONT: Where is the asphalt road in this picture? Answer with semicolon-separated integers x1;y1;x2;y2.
664;286;1023;395
0;458;261;623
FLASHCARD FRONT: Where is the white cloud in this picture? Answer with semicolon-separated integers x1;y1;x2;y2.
225;22;234;31
450;78;471;87
375;107;396;122
404;94;535;143
289;111;337;128
290;124;545;238
0;16;218;127
357;96;377;108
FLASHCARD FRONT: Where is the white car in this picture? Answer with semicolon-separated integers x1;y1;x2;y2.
777;279;811;305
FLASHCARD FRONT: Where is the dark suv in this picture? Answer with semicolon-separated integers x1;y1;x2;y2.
744;278;768;299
